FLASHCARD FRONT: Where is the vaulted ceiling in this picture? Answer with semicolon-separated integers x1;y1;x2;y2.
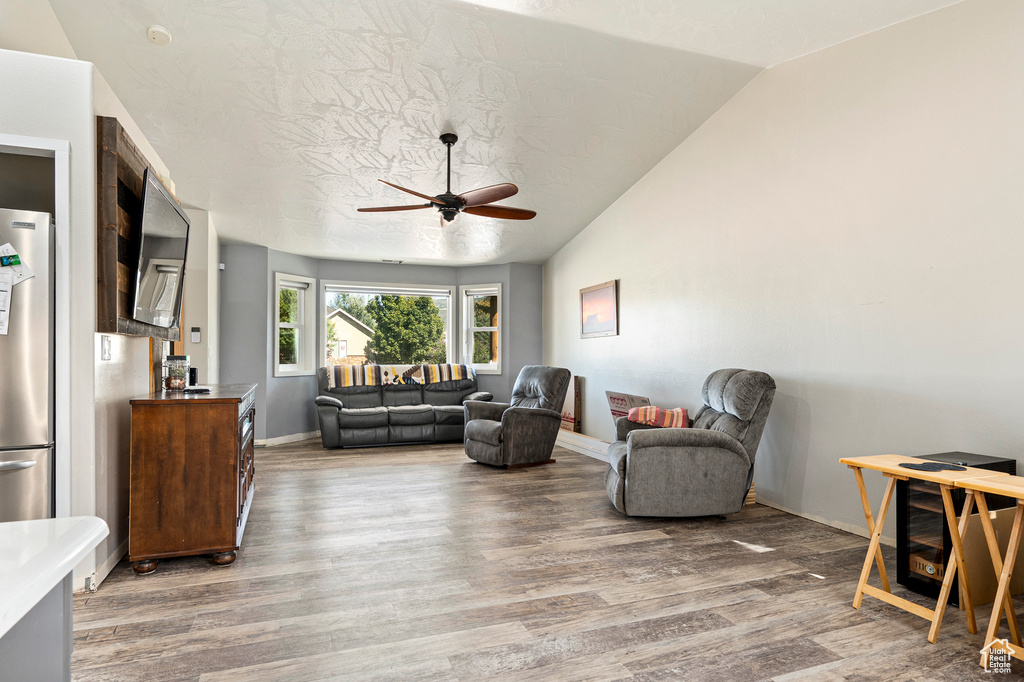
48;0;962;265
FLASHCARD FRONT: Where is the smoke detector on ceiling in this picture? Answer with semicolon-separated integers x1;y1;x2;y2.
146;25;172;47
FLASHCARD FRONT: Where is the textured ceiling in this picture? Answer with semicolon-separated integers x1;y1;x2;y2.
461;0;966;67
47;0;961;265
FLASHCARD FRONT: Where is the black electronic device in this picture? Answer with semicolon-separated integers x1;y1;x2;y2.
131;168;190;329
896;451;1017;606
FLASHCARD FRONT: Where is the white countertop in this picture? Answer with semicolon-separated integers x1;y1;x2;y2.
0;516;108;639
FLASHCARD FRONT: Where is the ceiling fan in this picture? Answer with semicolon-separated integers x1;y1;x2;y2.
358;133;537;227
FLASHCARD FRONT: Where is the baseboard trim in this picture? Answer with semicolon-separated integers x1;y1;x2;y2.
259;431;320;447
555;430;610;463
756;499;896;547
96;538;128;586
76;537;128;592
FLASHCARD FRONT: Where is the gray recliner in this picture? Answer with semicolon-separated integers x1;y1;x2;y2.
605;368;776;517
464;365;571;468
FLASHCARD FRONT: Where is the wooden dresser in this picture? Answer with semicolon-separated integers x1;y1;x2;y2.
128;384;257;574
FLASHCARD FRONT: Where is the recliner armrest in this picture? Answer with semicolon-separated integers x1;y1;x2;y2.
463;391;493;403
627;427;748;460
466;400;509;421
314;395;343;410
615;416;659;442
501;406;561;424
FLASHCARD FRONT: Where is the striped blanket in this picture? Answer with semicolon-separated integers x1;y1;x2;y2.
421;364;475;384
326;363;474;388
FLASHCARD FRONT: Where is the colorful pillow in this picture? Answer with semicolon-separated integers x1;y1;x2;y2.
327;365;364;388
421;364;475;383
627;406;688;428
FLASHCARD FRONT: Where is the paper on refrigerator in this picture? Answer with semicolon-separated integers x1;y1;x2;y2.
0;242;34;285
0;272;12;335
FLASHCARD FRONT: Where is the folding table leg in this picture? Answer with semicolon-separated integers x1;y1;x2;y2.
854;475;897;609
975;493;1021;646
929;488;976;642
852;466;891;593
984;502;1024;652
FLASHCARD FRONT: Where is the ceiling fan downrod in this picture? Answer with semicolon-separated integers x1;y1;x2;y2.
439;133;459;222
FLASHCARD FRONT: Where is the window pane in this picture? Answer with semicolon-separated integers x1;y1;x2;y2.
473;294;498;327
472;330;498;364
325;289;450;365
279;288;299;324
279;328;298;365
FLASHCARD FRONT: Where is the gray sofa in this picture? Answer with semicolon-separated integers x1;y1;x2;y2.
315;366;492;448
605;368;776;517
464;365;571;467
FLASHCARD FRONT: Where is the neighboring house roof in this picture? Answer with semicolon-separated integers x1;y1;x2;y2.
326;307;374;337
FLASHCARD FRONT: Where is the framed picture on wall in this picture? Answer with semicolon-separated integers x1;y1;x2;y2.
580;280;618;338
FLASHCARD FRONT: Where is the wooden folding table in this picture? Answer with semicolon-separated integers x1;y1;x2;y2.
840;454;1010;643
950;473;1024;666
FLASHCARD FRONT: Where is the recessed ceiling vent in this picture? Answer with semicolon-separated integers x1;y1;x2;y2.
146;25;172;46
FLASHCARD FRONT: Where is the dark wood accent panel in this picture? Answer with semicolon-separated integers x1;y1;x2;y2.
128;384;257;571
96;115;180;340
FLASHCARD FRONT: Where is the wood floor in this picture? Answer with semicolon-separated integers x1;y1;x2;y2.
72;441;1018;680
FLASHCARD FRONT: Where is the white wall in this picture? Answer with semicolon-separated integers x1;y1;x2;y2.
1;2;182;588
0;48;98;584
183;208;220;384
543;0;1024;538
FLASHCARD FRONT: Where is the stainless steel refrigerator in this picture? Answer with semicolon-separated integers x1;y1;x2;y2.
0;208;54;521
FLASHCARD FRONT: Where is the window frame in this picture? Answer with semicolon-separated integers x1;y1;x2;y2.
320;280;455;367
274;272;317;377
460;283;502;375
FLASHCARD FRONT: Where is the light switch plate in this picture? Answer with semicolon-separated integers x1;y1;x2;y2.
100;335;111;361
191;327;201;344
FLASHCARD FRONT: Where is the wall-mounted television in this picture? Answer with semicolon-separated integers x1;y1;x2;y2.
132;168;190;329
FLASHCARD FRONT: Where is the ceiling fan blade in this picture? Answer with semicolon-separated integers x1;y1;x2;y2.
463;205;537;220
378;179;442;205
357;203;434;212
457;183;518;208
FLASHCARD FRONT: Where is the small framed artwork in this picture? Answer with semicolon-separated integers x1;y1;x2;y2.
580;280;618;338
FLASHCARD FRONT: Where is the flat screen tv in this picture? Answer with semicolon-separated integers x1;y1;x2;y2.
132;168;190;329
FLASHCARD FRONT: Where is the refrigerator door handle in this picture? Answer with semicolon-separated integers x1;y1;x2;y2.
0;460;37;472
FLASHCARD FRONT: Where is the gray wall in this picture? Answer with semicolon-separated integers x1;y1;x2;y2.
266;249;319;439
219;244;270;440
219;249;544;440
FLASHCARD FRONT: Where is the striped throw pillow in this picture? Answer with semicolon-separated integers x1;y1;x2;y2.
627;406;688;428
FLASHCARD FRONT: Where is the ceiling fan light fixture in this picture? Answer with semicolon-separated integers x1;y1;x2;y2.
441;209;459;223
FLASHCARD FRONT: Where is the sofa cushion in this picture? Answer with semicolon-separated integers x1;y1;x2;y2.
388;404;434;426
423;379;476;405
337;406;389;428
383;383;423;406
465;419;502;446
323;384;382;408
433;404;465;426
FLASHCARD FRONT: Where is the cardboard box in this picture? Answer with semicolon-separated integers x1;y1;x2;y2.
962;506;1024;605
